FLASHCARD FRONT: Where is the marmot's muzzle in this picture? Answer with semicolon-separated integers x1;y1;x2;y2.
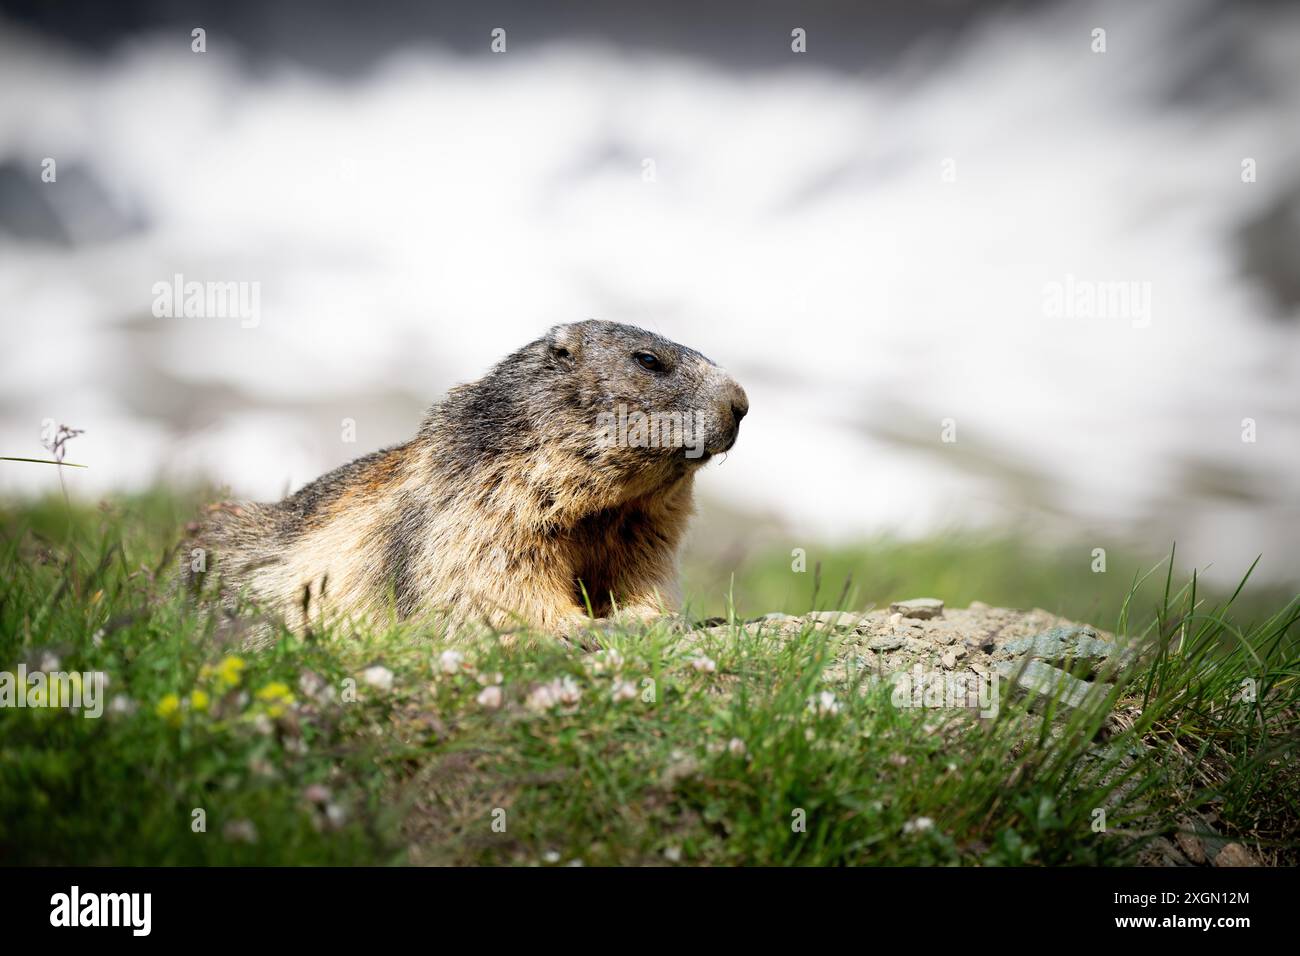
704;371;748;455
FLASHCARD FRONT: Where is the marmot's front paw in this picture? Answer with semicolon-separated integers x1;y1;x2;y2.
557;628;602;653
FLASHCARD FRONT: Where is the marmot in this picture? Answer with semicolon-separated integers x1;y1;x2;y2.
193;320;748;640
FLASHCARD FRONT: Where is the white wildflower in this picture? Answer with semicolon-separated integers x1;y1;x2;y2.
526;676;582;713
303;784;331;804
526;683;558;713
555;676;582;707
807;691;840;716
590;649;625;675
223;819;258;844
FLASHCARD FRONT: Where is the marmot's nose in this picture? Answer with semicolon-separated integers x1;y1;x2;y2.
727;381;749;426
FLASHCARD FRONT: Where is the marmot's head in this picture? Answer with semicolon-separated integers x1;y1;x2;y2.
435;320;747;496
539;321;748;472
488;317;743;478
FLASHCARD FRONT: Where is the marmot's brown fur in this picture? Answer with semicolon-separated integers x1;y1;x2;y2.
192;320;748;639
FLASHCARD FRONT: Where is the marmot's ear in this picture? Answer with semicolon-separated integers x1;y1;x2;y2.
546;323;583;368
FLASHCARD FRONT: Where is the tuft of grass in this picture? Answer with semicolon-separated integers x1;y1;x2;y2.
1;490;1296;865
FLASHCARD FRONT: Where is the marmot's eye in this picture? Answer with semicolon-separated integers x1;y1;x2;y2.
634;351;663;372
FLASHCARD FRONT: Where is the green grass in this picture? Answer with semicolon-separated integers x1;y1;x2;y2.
1;490;1297;865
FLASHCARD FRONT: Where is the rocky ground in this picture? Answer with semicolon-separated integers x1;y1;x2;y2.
691;599;1133;708
686;599;1265;867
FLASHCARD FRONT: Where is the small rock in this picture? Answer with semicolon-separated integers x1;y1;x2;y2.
996;659;1109;710
888;612;903;626
804;610;863;627
890;598;944;619
1174;831;1208;865
1137;835;1192;867
867;634;906;652
941;650;958;670
1002;625;1128;666
1212;843;1259;867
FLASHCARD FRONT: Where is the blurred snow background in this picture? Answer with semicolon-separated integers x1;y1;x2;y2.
1;0;1297;585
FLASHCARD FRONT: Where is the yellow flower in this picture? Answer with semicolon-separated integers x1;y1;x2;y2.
255;682;295;718
212;656;246;689
256;681;292;701
190;689;210;712
155;693;182;726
